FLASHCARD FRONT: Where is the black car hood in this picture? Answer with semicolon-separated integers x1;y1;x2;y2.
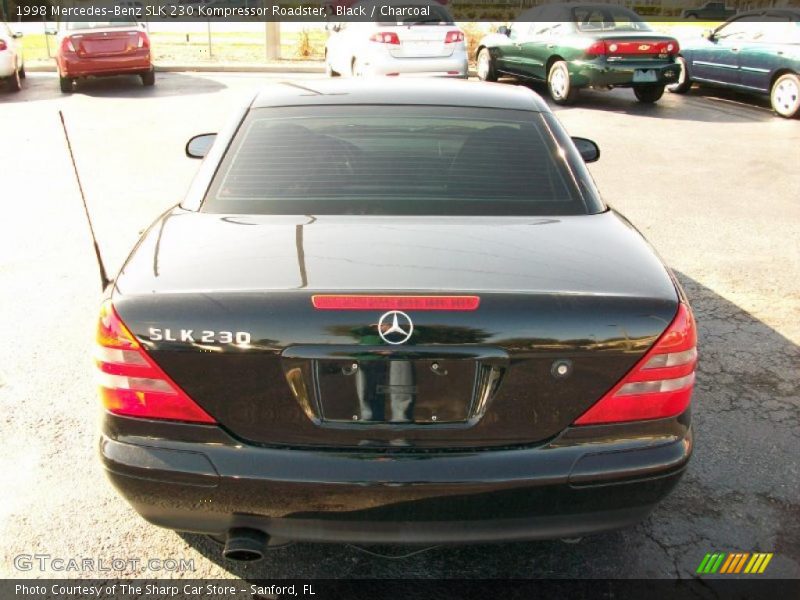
114;208;677;301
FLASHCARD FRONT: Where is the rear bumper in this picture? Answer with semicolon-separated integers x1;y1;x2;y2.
58;51;151;78
100;412;692;544
571;60;681;88
361;52;468;78
0;53;17;78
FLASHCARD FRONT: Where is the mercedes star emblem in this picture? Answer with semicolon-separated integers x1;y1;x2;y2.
377;311;414;345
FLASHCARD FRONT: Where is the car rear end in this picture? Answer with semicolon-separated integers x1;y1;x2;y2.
57;21;152;79
97;82;694;549
0;25;19;79
574;35;682;88
566;6;681;89
358;1;467;77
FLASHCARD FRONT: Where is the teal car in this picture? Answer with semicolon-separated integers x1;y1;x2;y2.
668;9;800;118
476;3;681;105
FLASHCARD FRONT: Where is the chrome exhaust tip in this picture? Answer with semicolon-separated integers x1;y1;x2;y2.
222;528;269;562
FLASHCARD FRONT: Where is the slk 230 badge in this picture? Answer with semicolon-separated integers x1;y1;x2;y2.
148;328;251;345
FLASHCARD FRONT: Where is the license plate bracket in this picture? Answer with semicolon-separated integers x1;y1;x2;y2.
633;69;658;83
316;358;476;424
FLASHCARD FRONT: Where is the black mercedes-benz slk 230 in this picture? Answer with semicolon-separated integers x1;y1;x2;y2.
97;79;696;559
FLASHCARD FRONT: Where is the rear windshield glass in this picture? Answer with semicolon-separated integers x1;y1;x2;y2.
202;106;598;216
573;7;651;32
66;21;139;30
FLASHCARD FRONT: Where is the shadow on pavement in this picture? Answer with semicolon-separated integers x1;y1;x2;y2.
73;71;228;98
503;77;780;123
177;272;798;579
0;71;227;103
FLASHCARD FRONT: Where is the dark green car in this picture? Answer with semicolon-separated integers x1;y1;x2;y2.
668;9;800;118
476;3;681;105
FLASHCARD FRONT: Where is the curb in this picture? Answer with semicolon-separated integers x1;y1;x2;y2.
25;63;478;77
24;63;325;74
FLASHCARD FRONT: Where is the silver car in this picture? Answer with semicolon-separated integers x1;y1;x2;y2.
324;0;468;78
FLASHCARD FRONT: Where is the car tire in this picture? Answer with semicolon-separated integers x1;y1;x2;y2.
7;68;21;92
59;76;74;94
18;64;26;79
141;70;155;87
634;84;665;103
325;55;339;78
547;60;578;105
667;56;691;94
770;72;800;119
476;47;497;82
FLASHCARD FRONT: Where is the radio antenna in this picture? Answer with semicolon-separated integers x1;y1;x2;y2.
59;110;111;291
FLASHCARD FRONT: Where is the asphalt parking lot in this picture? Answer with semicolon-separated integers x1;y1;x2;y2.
0;71;798;580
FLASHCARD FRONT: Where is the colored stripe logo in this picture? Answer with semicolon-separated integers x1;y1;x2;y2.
697;552;773;574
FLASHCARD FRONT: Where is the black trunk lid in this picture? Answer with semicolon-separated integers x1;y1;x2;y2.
112;209;679;449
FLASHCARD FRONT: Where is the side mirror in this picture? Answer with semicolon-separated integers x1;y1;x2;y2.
497;25;510;36
12;32;23;39
45;28;57;36
185;133;217;159
702;29;716;41
572;137;600;163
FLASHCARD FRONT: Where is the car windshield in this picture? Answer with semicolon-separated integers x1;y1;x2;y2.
66;21;138;31
202;106;599;216
573;7;651;32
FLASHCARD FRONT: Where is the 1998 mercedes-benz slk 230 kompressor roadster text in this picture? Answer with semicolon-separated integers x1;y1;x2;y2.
96;79;696;560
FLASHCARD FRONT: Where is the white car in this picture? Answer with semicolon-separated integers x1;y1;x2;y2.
0;21;24;92
324;0;468;78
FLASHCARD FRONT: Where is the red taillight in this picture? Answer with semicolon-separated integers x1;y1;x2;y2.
665;39;680;55
312;295;481;311
61;36;76;53
0;40;7;51
369;32;400;45
445;30;464;43
95;301;216;424
137;32;149;49
591;38;680;57
574;303;697;426
586;40;607;56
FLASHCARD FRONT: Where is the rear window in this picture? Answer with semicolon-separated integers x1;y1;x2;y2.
66;21;139;30
573;7;651;32
202;106;601;216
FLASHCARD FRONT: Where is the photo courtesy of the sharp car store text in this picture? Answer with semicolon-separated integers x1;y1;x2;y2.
1;0;798;598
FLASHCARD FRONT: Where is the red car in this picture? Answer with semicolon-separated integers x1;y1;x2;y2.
49;21;154;93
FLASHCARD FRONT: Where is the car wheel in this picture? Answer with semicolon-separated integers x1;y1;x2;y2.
770;72;800;119
18;64;26;79
634;84;665;103
476;47;497;82
667;56;691;94
547;60;578;105
141;69;155;87
7;68;21;92
59;76;74;94
325;54;340;78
